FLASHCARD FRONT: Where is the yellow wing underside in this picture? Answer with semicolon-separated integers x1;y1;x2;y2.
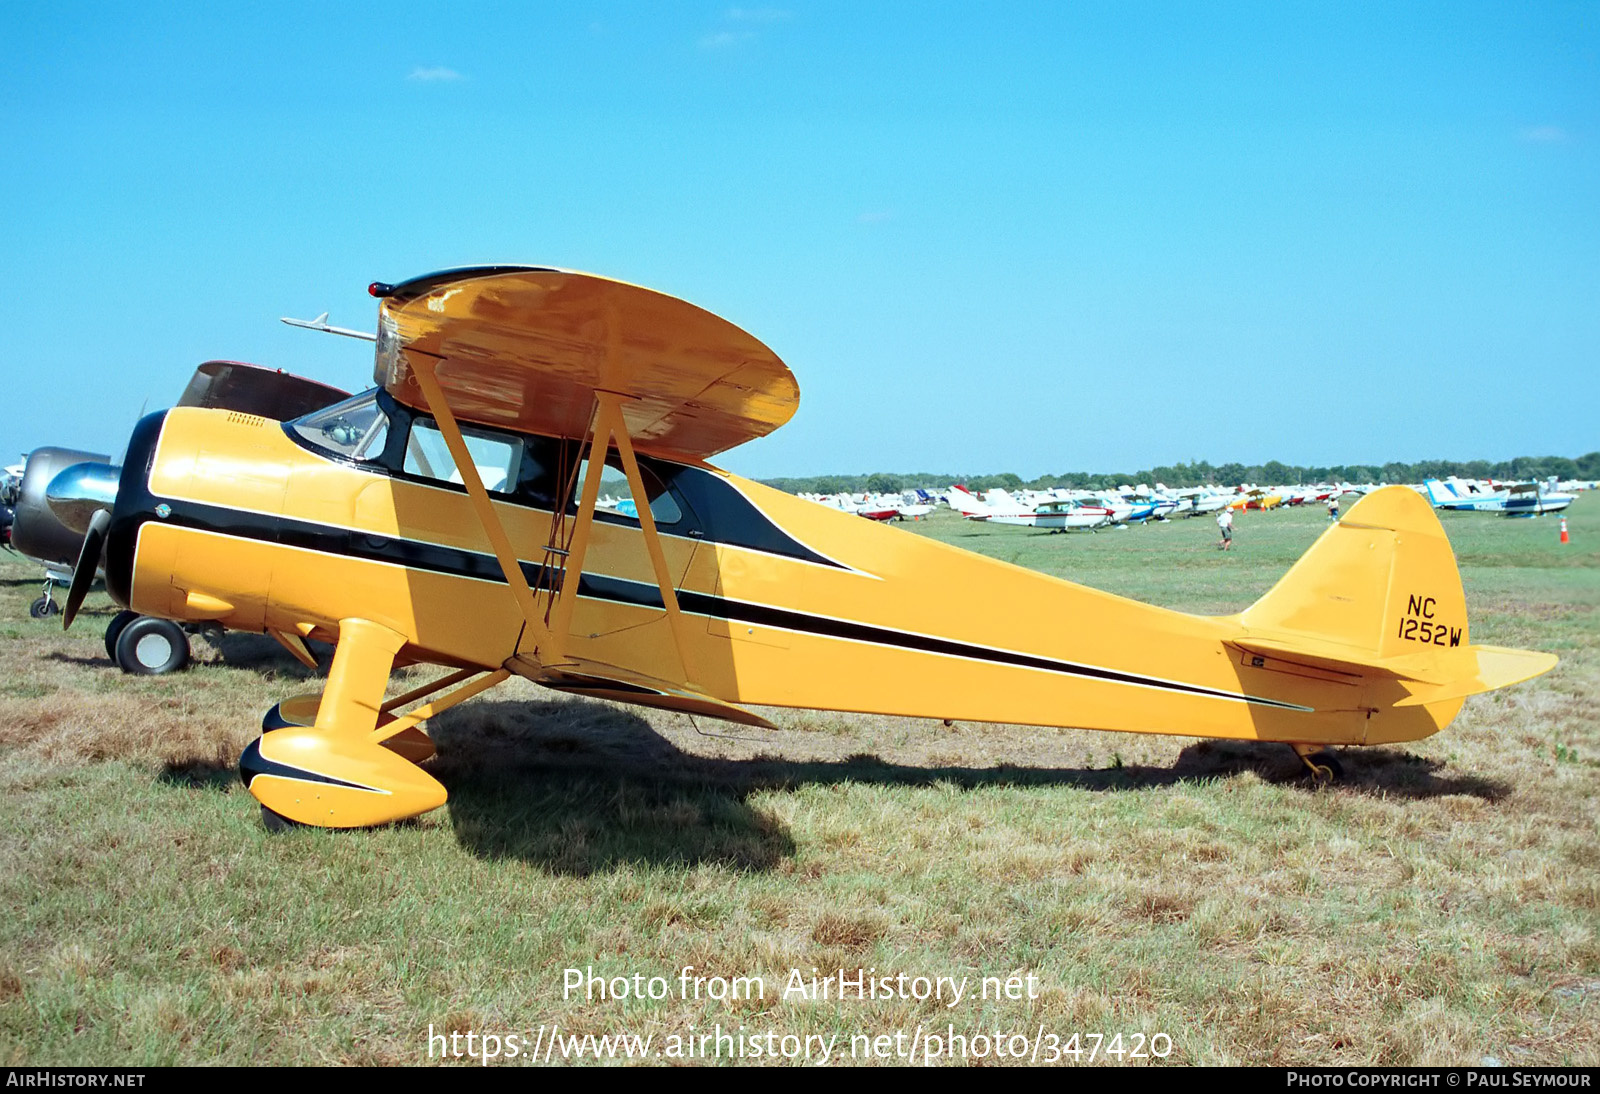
509;654;777;729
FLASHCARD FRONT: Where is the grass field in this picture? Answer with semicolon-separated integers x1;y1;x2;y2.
0;495;1595;1066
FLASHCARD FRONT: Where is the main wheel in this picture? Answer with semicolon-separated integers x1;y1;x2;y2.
114;616;191;675
29;596;58;619
103;610;140;661
259;805;307;833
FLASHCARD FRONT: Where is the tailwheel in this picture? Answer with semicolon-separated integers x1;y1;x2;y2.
1292;744;1345;784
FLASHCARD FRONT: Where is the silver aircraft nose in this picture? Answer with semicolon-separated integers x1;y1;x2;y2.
46;462;121;536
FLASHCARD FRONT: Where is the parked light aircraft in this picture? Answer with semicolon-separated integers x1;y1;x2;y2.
1172;487;1229;517
11;445;111;620
853;496;933;522
1031;498;1114;530
1422;478;1575;516
51;267;1558;829
947;484;1024;522
1075;492;1144;524
804;492;931;522
947;485;1110;529
1230;489;1284;511
1114;489;1173;522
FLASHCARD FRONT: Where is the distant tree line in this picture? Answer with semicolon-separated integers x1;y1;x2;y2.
760;453;1600;495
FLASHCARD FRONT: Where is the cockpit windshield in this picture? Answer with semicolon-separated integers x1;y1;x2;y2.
289;389;390;462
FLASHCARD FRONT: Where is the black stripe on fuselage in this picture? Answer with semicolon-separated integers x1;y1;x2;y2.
149;498;1311;713
581;574;1309;711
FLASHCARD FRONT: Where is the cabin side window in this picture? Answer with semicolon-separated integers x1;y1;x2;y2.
403;420;523;495
571;456;683;526
291;390;566;507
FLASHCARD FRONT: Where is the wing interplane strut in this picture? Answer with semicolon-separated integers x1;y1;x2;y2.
410;354;558;659
410;356;697;687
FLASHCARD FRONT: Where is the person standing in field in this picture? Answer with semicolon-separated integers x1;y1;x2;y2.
1217;506;1234;551
1327;494;1340;522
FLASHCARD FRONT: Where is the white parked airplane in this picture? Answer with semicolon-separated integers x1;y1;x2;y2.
1422;478;1575;515
947;485;1111;529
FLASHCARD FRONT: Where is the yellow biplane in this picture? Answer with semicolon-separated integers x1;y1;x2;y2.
55;267;1557;828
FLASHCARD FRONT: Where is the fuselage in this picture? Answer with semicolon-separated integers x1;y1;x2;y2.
103;392;1461;748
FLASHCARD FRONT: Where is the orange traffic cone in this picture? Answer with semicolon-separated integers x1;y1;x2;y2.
1560;517;1569;544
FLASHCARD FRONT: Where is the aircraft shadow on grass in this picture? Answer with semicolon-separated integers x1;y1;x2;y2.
417;697;1511;875
156;694;1509;875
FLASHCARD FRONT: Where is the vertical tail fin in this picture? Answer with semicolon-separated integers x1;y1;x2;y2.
1242;485;1468;661
947;485;990;518
1235;486;1555;707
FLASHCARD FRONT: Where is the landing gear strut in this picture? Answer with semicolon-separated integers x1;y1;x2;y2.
29;575;60;618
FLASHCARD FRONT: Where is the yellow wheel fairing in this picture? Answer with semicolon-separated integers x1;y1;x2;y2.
377;726;437;764
242;729;447;828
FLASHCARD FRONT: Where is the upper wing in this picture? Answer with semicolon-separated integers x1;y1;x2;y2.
372;266;798;461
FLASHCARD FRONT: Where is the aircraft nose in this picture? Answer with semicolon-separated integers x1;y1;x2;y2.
46;462;121;536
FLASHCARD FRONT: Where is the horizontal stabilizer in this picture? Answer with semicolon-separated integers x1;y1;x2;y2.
1229;636;1451;685
1392;645;1559;707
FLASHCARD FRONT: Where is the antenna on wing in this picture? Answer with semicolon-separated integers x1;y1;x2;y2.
280;313;378;342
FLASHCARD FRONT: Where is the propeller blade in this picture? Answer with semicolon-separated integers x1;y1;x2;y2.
62;508;109;631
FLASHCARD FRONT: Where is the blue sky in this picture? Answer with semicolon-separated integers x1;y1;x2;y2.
4;2;1595;479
